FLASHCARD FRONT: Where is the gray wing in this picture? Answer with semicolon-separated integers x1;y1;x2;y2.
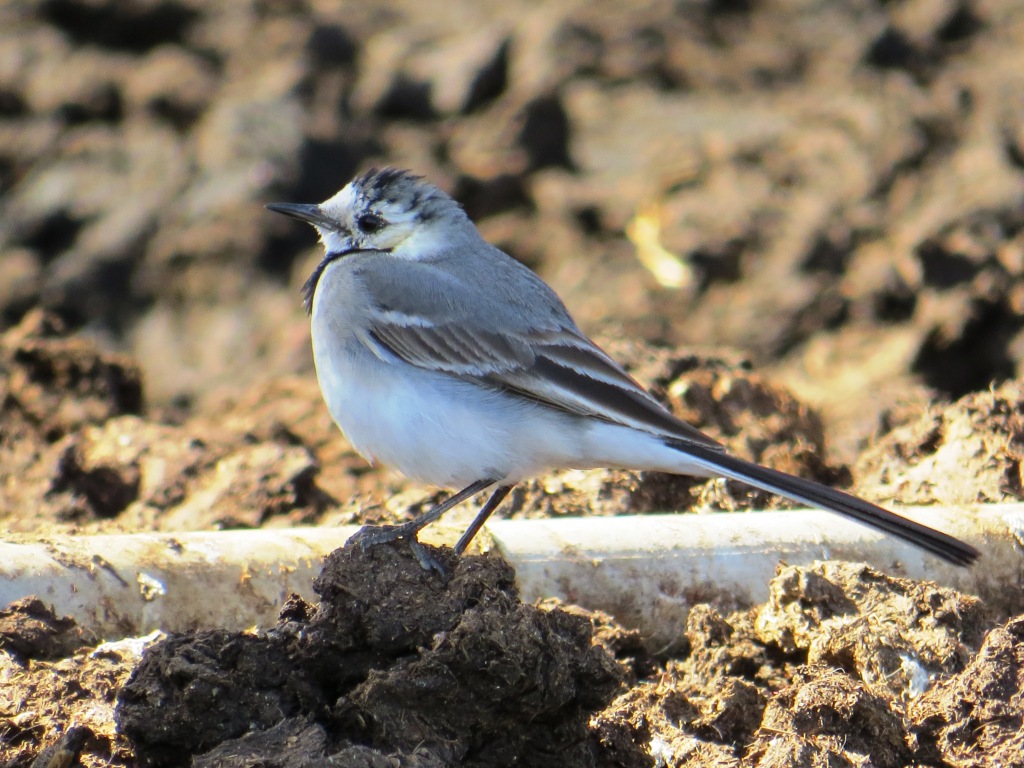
353;254;724;451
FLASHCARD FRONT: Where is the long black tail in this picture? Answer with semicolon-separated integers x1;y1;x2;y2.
666;439;979;567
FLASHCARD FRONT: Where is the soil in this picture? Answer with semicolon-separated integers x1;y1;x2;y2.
3;0;1024;765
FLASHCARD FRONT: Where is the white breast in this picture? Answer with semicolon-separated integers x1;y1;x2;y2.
308;261;588;487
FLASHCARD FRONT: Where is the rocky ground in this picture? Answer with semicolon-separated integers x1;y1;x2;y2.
2;0;1024;765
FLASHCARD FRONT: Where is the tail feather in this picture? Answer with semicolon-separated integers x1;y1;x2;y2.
667;439;979;567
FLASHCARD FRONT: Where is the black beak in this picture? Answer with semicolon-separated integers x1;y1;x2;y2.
265;202;337;230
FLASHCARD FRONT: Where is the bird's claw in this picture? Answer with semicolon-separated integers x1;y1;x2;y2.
347;524;449;576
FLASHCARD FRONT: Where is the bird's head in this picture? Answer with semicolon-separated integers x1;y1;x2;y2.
267;167;472;260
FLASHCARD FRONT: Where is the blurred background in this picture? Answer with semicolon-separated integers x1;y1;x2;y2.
1;0;1023;531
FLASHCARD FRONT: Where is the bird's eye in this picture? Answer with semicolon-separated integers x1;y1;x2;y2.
356;213;385;234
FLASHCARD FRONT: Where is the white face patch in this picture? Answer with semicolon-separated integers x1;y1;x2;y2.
312;184;358;253
319;228;354;254
319;183;359;224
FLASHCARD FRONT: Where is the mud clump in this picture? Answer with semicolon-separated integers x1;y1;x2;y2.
0;597;95;662
115;541;626;767
0;310;143;442
909;615;1024;766
747;666;911;768
753;561;988;700
855;380;1024;506
0;631;149;768
591;561;999;767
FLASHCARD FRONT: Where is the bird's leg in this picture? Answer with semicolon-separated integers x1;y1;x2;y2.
349;478;495;572
454;485;514;554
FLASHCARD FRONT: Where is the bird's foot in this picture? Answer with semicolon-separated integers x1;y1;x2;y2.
347;523;448;575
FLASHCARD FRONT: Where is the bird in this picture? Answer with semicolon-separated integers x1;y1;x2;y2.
267;167;978;571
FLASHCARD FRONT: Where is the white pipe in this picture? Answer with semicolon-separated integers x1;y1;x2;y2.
1;504;1020;646
490;504;1024;648
0;528;356;640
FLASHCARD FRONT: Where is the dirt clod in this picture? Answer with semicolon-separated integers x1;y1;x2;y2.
855;380;1024;506
115;541;626;767
909;614;1024;767
0;597;95;662
747;666;911;768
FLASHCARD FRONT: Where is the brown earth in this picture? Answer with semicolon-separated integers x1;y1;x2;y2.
3;0;1024;765
5;550;1021;767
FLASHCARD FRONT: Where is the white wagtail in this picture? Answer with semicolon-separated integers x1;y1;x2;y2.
267;168;978;570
